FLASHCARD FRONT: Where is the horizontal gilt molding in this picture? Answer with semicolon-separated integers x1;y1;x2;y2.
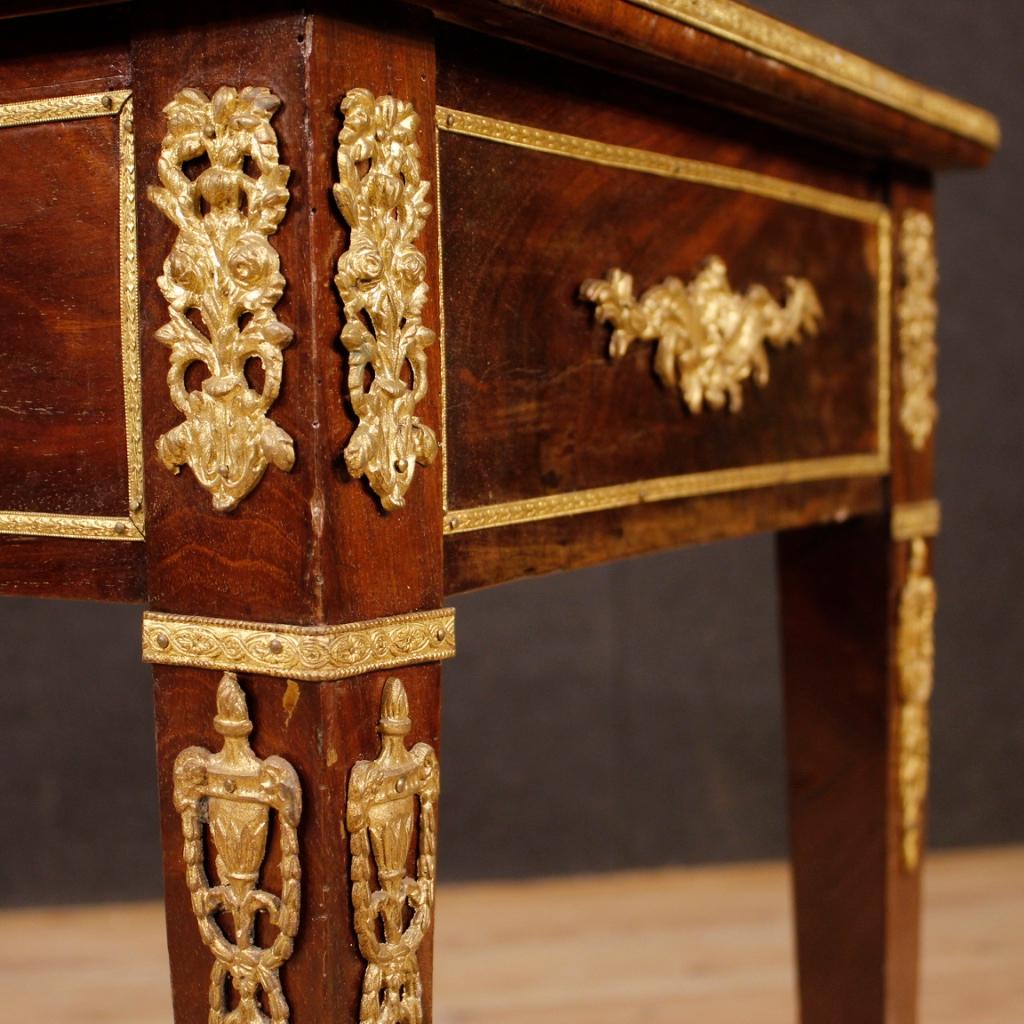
624;0;999;148
892;499;941;542
143;608;455;681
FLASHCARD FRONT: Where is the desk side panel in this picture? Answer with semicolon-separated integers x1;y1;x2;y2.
0;6;143;601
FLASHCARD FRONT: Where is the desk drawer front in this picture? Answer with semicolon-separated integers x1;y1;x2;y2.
438;112;889;534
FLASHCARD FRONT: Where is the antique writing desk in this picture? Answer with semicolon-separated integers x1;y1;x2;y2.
0;1;998;1022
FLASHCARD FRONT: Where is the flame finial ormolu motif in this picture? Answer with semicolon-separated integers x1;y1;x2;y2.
897;538;938;871
581;257;822;413
173;673;302;1023
149;86;294;511
898;210;938;450
334;89;438;511
348;677;440;1023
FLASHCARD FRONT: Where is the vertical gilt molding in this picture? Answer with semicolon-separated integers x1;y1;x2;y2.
173;673;302;1023
334;89;438;511
897;210;938;450
149;87;295;511
348;678;439;1023
897;538;937;871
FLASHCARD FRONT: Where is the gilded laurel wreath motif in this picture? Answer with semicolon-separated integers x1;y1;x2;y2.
898;210;938;450
174;673;302;1024
897;538;938;872
581;258;822;413
334;89;438;511
150;86;294;511
349;677;439;1024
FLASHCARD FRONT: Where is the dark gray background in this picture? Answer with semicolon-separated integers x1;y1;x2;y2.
1;0;1021;906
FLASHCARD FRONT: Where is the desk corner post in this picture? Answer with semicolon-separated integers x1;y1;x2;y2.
776;172;939;1024
133;6;446;1021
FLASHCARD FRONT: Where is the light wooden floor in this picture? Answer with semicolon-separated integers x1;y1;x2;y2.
0;847;1020;1023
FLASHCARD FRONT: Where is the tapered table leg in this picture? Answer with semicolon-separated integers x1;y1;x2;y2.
132;7;448;1021
777;515;937;1024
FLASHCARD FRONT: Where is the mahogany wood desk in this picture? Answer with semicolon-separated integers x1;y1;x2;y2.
0;2;997;1022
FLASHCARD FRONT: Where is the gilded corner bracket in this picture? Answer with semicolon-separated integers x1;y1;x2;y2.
897;536;937;872
0;90;143;542
334;89;438;512
349;677;439;1024
174;672;302;1024
149;86;294;512
142;608;456;681
581;259;823;414
898;210;938;451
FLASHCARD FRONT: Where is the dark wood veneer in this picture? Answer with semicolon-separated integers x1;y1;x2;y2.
0;2;991;1022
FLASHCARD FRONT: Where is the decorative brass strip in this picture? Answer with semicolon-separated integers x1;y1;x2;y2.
0;90;143;541
143;608;456;681
437;109;891;534
437;107;885;222
624;0;999;149
334;89;438;512
444;454;884;533
897;538;937;872
892;499;941;542
898;210;938;451
174;673;302;1023
349;677;438;1024
581;259;822;414
149;87;294;512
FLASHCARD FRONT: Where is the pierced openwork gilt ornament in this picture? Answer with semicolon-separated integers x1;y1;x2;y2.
334;89;438;511
348;677;439;1023
897;538;937;871
149;86;294;511
173;673;302;1023
581;257;822;413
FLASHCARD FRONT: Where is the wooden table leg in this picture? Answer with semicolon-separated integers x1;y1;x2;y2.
131;9;448;1021
151;663;443;1024
777;515;937;1024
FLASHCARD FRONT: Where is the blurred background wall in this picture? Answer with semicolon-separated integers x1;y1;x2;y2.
0;0;1021;906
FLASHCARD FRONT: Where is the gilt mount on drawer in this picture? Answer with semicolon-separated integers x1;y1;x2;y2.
581;257;823;414
149;86;295;512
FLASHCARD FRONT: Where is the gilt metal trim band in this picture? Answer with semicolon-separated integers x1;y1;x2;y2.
443;454;884;533
149;86;294;511
436;109;891;534
174;673;302;1023
581;259;822;414
892;499;941;541
623;0;999;148
335;89;438;511
0;90;144;541
143;608;456;681
349;677;438;1024
437;107;885;223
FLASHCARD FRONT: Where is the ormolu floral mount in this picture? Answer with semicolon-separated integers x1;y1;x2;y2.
172;672;302;1024
581;257;823;414
149;86;295;511
334;89;438;512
